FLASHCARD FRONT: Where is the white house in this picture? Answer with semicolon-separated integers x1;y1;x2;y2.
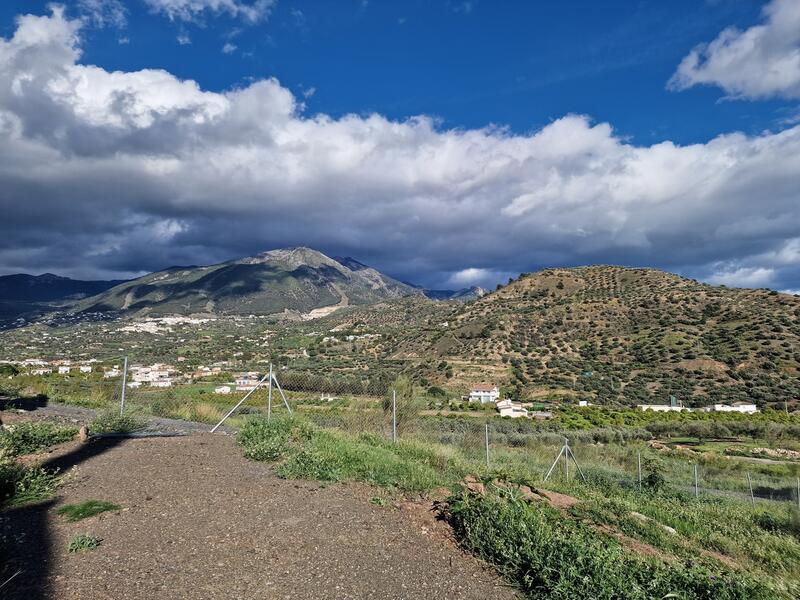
235;372;261;391
31;367;53;375
469;384;500;404
57;365;72;375
150;380;172;388
496;398;529;418
577;400;593;407
103;368;121;378
79;365;92;373
127;381;142;389
214;385;232;395
703;402;759;414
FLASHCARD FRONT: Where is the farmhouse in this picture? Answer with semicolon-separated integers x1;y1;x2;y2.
235;372;261;391
638;396;689;413
469;384;500;404
79;365;92;373
214;385;232;395
57;365;72;374
496;398;528;418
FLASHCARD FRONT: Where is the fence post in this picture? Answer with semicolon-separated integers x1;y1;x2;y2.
637;451;642;491
119;356;128;416
694;464;699;498
796;477;800;510
485;423;490;468
392;390;397;443
267;363;273;421
745;472;755;507
564;438;569;481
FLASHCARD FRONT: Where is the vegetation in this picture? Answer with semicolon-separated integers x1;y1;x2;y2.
56;500;120;522
0;421;77;457
68;534;102;553
236;413;800;598
89;410;147;434
0;461;59;506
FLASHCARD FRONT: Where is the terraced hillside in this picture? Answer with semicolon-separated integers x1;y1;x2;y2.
398;266;800;407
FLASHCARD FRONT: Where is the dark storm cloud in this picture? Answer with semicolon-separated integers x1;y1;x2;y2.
0;7;799;292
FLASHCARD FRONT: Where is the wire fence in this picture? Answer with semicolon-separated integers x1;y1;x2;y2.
7;362;800;509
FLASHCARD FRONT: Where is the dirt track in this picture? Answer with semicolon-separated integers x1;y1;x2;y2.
1;431;516;600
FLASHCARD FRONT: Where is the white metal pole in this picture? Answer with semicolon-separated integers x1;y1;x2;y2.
267;363;273;421
544;444;566;482
747;472;755;507
485;423;490;468
694;464;699;498
210;373;270;433
119;356;128;416
565;438;569;481
271;369;292;414
796;477;800;510
392;390;397;442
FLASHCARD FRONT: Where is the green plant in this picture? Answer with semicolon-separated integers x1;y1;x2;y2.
68;534;102;553
56;500;120;522
0;461;59;506
90;411;147;434
0;421;77;457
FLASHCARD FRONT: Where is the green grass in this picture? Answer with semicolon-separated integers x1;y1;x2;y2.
68;534;102;553
0;461;59;506
447;488;777;599
236;413;800;599
0;421;77;457
56;500;120;522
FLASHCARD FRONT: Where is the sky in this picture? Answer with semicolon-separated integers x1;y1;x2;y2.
0;0;798;292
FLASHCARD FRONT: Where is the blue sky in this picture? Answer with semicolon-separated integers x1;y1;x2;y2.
0;0;798;292
0;0;777;143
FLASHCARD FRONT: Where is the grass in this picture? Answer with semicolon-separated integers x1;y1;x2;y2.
237;413;800;599
0;421;77;457
56;500;120;522
68;534;102;553
89;410;147;434
0;461;59;506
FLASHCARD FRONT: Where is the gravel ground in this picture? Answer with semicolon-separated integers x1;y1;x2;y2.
1;429;516;600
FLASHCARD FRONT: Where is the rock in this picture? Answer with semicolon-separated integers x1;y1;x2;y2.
463;475;485;495
517;484;541;503
78;425;90;442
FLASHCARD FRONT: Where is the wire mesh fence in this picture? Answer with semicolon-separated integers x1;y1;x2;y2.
8;360;800;510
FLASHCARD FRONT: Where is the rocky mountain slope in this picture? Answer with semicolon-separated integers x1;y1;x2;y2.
75;247;421;317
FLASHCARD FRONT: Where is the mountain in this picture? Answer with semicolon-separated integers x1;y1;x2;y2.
394;266;800;408
422;286;487;301
0;273;125;302
0;273;126;326
76;247;421;317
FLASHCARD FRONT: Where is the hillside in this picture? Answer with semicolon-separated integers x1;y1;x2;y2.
75;247;421;317
392;266;800;407
0;273;125;325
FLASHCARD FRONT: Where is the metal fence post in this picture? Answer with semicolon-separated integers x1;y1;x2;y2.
796;477;800;510
267;363;273;421
694;464;699;498
485;423;490;468
392;390;397;443
747;472;755;507
119;356;128;416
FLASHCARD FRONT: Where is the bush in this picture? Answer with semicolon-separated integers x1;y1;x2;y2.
447;489;776;599
0;460;59;506
0;421;77;457
90;411;147;434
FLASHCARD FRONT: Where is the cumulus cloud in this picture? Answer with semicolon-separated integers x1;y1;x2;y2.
669;0;800;100
1;7;800;290
143;0;276;24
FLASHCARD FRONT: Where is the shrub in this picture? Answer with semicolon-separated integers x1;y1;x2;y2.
0;421;77;457
68;534;102;553
90;411;147;434
0;460;59;506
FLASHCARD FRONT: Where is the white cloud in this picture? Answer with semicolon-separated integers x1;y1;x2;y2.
669;0;800;100
177;34;191;45
143;0;276;24
0;7;800;291
446;268;512;289
222;42;237;53
78;0;128;29
707;266;776;288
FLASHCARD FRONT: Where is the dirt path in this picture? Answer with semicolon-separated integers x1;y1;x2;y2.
1;433;515;600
